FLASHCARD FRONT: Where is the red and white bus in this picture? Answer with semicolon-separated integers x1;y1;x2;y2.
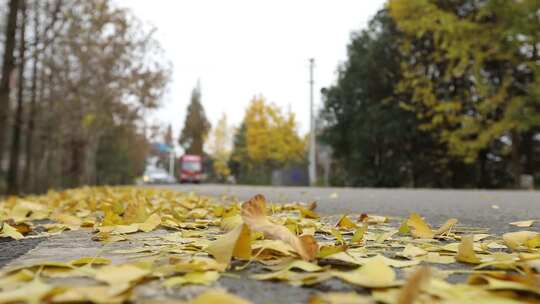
179;154;203;183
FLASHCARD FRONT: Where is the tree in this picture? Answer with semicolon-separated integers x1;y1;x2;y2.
96;122;149;185
22;0;63;191
0;0;170;194
0;0;20;176
207;113;232;181
179;84;211;155
320;10;456;187
230;96;305;184
229;123;248;182
6;0;27;194
164;124;173;147
389;0;540;186
244;96;305;165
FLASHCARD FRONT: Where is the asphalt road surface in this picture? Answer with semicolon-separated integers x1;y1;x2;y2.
2;184;539;303
154;184;540;234
3;184;539;268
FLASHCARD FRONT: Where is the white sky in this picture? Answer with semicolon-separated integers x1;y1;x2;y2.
115;0;386;143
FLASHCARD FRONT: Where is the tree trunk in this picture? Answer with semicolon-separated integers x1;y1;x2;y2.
0;0;20;176
477;149;489;188
522;129;535;175
7;0;27;195
23;1;41;192
510;130;522;188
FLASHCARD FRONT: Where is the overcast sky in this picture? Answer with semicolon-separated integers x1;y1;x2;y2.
115;0;386;142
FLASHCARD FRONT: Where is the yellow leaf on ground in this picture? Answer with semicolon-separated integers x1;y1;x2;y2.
509;220;535;228
502;231;540;250
398;219;410;234
332;256;401;288
123;201;149;224
316;245;347;258
308;292;373;304
241;194;318;261
189;289;252;304
456;235;481;264
351;225;367;244
164;271;220;287
525;235;540;249
8;201;47;222
206;224;251;266
252;239;296;257
0;222;24;240
251;268;331;286
468;274;540;296
69;257;111;266
397;267;430;304
330;228;345;244
361;214;387;224
138;213;161;232
51;286;130;303
434;218;458;235
0;279;53;304
265;260;323;272
221;215;243;232
54;213;83;229
406;213;435;239
400;244;428;259
0;269;34;290
418;253;455;264
155;257;224;276
323;252;361;265
335;215;357;229
298;206;320;219
95;263;150;286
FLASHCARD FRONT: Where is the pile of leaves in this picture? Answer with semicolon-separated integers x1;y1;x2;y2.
0;187;539;303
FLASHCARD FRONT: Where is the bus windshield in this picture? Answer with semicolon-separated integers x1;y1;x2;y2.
182;161;201;172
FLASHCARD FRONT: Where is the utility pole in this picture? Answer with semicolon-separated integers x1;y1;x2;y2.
169;147;175;178
309;58;316;186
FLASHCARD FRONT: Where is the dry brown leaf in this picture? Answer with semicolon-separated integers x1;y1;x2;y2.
241;194;318;261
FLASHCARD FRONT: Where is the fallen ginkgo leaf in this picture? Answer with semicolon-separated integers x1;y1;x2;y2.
509;220;535;228
164;271;220;287
332;256;401;288
241;194;318;261
456;235;481;264
205;223;251;266
502;231;540;251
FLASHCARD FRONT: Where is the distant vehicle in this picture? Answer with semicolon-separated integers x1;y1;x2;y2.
143;168;176;184
179;155;203;183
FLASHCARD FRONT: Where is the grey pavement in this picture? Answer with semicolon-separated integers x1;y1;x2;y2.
2;184;539;303
153;184;540;234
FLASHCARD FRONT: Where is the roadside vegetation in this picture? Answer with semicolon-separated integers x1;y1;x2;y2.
321;1;539;188
0;0;169;195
